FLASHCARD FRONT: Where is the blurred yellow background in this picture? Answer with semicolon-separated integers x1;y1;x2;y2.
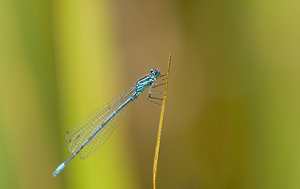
1;0;300;189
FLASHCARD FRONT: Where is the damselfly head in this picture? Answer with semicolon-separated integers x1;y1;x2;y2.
151;68;161;78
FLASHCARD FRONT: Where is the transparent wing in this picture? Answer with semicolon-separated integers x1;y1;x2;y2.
65;86;135;154
79;107;126;159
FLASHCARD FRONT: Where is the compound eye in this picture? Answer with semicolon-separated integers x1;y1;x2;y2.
151;68;158;75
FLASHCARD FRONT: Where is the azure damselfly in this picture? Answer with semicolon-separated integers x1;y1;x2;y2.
53;68;166;177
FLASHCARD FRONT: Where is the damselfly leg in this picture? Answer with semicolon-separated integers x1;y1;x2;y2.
147;74;167;106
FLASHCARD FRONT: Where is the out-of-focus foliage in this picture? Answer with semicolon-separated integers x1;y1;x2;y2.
0;0;299;189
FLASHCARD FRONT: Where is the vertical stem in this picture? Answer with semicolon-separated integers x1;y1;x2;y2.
153;53;172;189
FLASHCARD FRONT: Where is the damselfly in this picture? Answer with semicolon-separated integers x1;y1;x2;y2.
53;68;166;177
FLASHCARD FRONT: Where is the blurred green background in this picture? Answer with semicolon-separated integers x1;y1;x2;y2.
1;0;300;189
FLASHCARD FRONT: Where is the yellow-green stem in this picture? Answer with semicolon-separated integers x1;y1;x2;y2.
153;53;171;189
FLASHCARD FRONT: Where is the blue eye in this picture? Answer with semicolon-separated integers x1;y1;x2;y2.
151;68;160;76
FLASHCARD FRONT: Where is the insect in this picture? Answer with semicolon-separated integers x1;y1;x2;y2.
53;68;166;177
